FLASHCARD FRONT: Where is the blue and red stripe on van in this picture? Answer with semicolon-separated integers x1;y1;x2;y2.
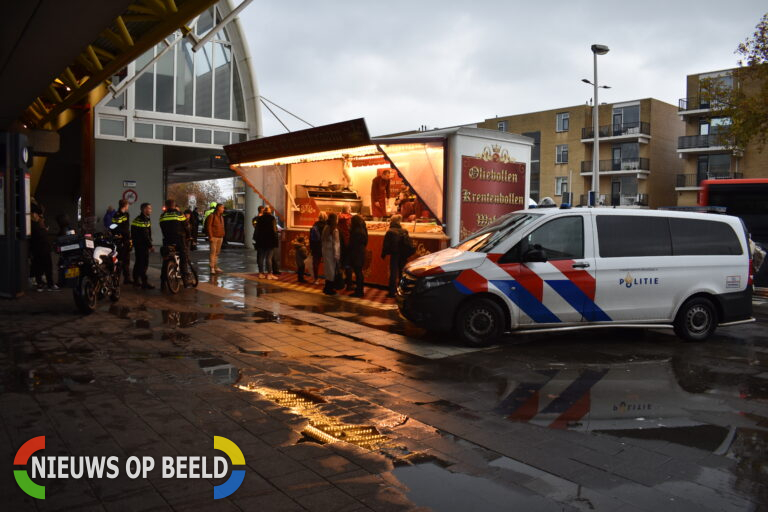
452;259;611;323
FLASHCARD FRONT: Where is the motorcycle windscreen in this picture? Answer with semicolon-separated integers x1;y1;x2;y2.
378;142;444;221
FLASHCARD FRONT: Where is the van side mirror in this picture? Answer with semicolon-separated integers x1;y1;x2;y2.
524;245;547;263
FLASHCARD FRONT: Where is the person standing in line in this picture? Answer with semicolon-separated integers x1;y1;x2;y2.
255;206;279;279
131;202;154;289
272;214;283;275
381;214;413;298
292;236;309;283
321;213;340;295
103;205;115;230
337;205;353;290
309;212;327;284
189;207;200;251
251;205;264;250
348;214;368;298
30;207;59;291
111;199;132;284
370;169;391;220
204;203;226;275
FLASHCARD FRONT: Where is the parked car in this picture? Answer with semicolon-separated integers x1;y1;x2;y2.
398;207;754;346
223;209;244;244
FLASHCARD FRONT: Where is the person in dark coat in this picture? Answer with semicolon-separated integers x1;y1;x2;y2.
309;212;327;284
255;206;279;279
292;236;309;283
381;214;412;298
251;205;264;250
348;214;368;297
110;199;132;284
131;203;154;289
30;209;58;291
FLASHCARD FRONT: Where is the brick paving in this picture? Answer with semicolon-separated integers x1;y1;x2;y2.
1;260;767;511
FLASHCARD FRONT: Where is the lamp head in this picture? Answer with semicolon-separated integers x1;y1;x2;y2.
581;78;592;84
591;44;610;55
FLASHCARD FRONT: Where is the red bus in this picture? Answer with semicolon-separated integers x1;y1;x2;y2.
700;178;768;288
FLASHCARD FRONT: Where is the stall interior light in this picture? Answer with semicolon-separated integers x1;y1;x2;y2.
239;144;381;168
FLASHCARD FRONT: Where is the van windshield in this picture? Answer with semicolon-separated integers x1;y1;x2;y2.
454;213;541;253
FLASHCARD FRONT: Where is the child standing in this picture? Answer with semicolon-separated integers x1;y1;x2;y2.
292;236;309;283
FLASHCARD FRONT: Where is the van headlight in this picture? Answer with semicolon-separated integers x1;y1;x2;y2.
416;271;461;293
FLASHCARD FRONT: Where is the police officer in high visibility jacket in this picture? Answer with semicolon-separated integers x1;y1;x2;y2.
160;199;191;286
110;199;132;284
131;202;154;289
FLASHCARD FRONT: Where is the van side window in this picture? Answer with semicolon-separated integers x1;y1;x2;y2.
502;216;584;262
597;216;672;257
670;218;743;255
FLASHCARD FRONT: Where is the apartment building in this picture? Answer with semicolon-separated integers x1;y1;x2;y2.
675;68;768;206
478;99;683;208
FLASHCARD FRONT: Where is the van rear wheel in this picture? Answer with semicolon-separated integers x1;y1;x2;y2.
456;298;504;347
674;297;717;342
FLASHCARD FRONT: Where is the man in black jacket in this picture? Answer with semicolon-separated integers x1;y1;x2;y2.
381;214;414;297
131;202;154;289
111;199;132;284
159;199;191;286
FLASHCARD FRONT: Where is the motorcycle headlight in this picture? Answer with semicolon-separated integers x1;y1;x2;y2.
416;271;461;293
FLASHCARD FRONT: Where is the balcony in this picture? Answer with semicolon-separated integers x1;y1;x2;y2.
580;158;650;175
581;121;651;141
678;96;712;112
677;133;732;153
675;172;743;189
578;193;648;207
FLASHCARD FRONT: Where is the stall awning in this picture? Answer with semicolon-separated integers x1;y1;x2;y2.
225;118;446;221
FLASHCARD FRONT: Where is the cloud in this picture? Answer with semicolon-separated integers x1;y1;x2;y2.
240;0;767;136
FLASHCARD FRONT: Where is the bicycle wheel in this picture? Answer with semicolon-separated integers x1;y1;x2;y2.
165;260;182;294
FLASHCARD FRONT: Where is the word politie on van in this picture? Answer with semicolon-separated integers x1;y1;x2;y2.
619;273;660;288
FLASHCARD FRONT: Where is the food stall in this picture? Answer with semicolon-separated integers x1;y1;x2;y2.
224;119;532;286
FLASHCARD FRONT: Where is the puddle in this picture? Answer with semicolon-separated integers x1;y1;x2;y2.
393;462;558;512
2;366;94;393
197;355;241;385
237;385;390;451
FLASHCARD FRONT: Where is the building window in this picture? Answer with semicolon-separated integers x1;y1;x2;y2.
555;144;568;164
99;117;125;137
497;120;507;132
555;177;568;196
556;112;569;132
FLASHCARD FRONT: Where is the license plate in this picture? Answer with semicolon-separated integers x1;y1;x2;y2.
65;267;80;278
85;239;94;249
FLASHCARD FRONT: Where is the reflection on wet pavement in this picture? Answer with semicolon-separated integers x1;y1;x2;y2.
394;462;561;512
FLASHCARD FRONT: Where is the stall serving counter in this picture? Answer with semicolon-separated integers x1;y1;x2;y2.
224;119;532;287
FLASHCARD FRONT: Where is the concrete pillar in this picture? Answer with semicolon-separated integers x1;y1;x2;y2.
244;181;261;248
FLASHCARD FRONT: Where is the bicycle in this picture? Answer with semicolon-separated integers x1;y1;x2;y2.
160;244;198;294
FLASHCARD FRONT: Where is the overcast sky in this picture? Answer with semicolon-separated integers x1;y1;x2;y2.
238;1;766;138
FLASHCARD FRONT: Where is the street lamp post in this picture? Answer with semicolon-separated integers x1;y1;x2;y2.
584;44;609;206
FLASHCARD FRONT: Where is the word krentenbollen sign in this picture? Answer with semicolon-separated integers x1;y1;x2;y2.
460;145;526;239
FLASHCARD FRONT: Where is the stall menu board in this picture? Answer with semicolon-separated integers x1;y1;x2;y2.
294;198;320;227
460;147;526;240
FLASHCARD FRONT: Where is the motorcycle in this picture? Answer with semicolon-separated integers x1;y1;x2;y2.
56;225;122;314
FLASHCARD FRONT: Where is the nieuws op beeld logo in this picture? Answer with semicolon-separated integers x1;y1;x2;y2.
13;435;245;500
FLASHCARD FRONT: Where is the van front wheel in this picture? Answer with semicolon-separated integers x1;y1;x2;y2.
674;297;717;342
456;298;504;347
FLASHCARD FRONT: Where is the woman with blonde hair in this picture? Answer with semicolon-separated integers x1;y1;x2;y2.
321;213;340;295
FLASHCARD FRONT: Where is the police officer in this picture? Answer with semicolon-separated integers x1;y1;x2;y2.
160;199;191;286
111;199;132;284
203;201;217;225
131;202;154;289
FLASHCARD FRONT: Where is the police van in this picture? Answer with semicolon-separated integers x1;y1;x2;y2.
397;208;754;346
